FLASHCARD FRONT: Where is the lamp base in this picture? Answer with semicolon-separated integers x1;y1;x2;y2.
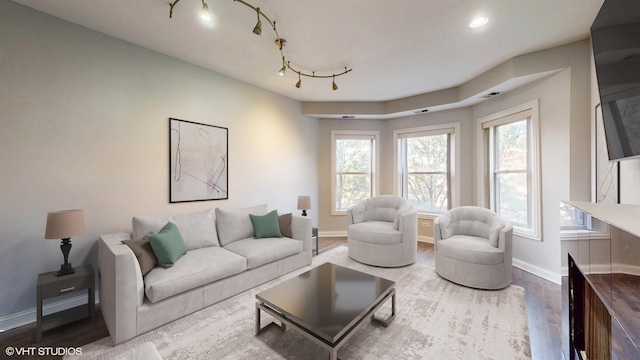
57;264;75;277
301;210;307;217
57;238;75;276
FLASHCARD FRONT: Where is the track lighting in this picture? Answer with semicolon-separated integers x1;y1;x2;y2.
252;7;262;35
278;58;286;76
200;0;211;21
168;0;352;90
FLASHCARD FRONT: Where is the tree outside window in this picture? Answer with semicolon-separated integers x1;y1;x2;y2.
401;134;450;213
331;131;378;214
494;119;529;227
478;100;541;240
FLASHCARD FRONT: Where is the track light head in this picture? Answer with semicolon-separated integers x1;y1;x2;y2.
332;75;338;91
200;1;211;21
253;8;262;35
279;66;286;76
295;72;301;88
253;20;262;35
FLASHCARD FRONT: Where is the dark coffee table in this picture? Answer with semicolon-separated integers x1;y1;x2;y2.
255;262;396;359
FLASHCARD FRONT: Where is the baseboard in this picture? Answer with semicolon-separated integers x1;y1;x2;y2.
318;231;347;238
0;291;100;332
512;258;562;285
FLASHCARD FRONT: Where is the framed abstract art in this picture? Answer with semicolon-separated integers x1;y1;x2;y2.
169;118;228;203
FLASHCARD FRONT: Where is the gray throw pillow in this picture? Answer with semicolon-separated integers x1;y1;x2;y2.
278;213;293;238
121;233;157;276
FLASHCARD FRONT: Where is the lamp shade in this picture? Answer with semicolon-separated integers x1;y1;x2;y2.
297;196;311;210
45;210;85;239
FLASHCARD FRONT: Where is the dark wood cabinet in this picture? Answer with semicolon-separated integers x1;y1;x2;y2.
562;202;640;360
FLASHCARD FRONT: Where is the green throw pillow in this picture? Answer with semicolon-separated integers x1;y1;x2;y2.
147;222;187;267
250;210;283;239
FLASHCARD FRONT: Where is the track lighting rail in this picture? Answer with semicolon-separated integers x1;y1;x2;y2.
168;0;352;90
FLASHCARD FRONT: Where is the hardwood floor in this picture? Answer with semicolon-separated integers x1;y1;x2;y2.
0;239;563;360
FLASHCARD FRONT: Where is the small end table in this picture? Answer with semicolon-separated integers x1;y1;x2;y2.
312;227;318;256
36;264;95;342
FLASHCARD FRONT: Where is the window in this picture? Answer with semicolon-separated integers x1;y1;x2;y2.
331;131;379;214
560;203;587;229
477;100;541;240
394;123;460;214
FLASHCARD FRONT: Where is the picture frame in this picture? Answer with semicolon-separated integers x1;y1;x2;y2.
594;103;619;204
169;118;228;203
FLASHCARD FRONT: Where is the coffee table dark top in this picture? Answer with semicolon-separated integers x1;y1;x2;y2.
256;262;395;344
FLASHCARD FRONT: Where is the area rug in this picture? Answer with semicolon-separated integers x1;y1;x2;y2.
67;246;531;360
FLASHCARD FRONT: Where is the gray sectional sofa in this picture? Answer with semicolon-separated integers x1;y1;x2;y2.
98;204;312;344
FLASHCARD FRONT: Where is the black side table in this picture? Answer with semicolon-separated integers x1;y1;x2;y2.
312;227;319;256
36;264;95;342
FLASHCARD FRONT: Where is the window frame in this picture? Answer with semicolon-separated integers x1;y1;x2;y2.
476;100;542;241
393;123;460;216
330;130;380;215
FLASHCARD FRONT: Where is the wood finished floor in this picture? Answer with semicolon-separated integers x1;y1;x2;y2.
0;239;563;360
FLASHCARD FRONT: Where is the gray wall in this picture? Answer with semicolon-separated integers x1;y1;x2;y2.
0;1;318;320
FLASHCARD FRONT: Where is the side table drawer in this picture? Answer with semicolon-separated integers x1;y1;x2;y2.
39;276;92;299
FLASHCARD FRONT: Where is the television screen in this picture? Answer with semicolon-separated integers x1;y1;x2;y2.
591;0;640;161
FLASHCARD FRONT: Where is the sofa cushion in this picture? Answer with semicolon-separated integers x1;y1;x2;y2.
147;222;187;268
250;210;282;238
223;238;303;269
348;221;402;245
215;204;268;246
144;247;247;303
133;208;218;250
121;233;156;276
437;234;504;265
278;213;293;238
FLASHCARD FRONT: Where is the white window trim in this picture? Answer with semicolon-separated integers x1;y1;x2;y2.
331;130;380;216
393;122;461;215
476;100;542;241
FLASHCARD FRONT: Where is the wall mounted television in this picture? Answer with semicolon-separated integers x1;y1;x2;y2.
591;0;640;162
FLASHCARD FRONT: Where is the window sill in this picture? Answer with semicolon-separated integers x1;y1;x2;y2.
513;227;541;242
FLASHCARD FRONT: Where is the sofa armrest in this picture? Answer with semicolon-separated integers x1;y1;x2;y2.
99;232;142;344
290;215;312;264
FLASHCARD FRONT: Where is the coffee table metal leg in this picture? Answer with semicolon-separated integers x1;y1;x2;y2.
372;289;396;327
256;301;286;335
255;302;261;335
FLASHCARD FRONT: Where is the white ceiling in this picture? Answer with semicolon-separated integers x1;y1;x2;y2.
12;0;604;102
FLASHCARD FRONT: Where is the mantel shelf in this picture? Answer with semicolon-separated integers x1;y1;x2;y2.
563;201;640;238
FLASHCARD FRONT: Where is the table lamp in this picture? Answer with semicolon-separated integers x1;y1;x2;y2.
297;196;311;217
45;210;85;276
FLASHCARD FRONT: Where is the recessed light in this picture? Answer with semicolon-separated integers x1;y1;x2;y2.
469;17;489;28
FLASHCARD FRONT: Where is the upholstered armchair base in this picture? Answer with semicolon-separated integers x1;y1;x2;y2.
435;252;512;290
347;195;418;268
434;206;513;290
348;238;415;268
